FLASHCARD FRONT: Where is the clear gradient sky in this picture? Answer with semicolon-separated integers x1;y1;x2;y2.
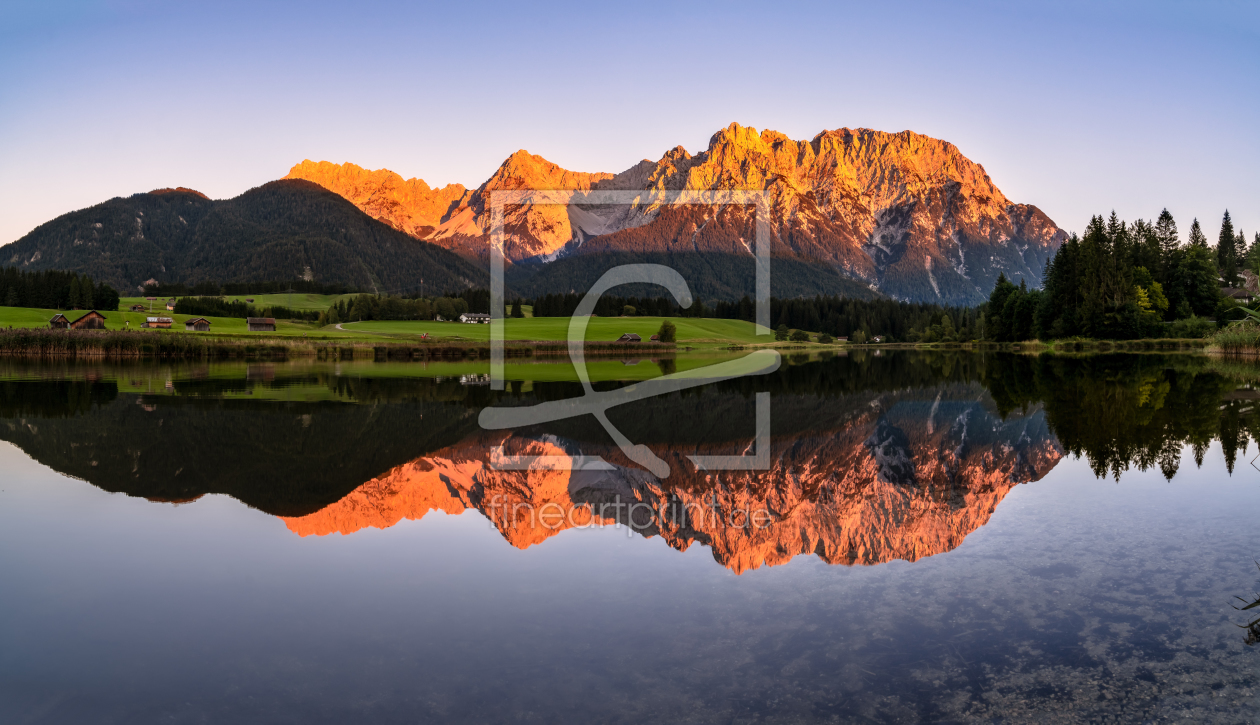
1;0;1256;245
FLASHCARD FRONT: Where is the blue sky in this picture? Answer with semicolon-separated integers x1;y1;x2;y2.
1;0;1256;245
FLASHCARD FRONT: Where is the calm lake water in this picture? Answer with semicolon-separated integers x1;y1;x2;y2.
2;351;1260;723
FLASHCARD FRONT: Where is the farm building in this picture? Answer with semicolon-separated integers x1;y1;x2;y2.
459;313;491;324
165;299;176;311
184;317;211;332
617;333;642;342
130;304;146;312
143;317;173;329
650;334;660;341
49;314;70;329
247;317;276;332
71;311;107;330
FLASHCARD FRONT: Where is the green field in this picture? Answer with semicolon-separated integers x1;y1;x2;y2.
0;305;832;349
344;317;774;346
0;305;344;338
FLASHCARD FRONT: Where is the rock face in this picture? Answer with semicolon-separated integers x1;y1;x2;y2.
282;385;1064;572
293;124;1065;304
284;160;467;239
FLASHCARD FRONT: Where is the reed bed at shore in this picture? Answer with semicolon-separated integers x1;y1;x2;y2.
1208;322;1260;356
0;328;677;361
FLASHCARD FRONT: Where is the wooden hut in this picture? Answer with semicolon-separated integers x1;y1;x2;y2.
142;317;173;329
247;317;276;332
184;317;211;332
617;333;642;342
130;304;146;312
70;311;107;330
49;314;70;330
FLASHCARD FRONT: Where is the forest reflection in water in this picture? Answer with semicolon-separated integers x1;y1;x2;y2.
2;351;1258;572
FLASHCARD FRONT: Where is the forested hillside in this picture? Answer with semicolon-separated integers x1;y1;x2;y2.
505;252;881;303
1;181;484;294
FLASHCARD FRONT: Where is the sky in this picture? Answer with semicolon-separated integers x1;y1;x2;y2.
1;0;1257;245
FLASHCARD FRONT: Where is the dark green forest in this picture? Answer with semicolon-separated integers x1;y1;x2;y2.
986;210;1254;341
505;252;881;303
0;266;121;312
523;290;971;342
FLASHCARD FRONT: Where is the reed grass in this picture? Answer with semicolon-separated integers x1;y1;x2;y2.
1210;322;1260;355
0;328;676;361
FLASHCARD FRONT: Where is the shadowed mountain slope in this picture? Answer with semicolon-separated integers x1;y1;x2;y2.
1;181;483;293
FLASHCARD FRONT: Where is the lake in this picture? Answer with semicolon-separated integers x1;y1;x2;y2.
1;351;1259;723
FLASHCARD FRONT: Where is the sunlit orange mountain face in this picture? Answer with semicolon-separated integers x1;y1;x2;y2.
283;123;1065;304
280;384;1063;572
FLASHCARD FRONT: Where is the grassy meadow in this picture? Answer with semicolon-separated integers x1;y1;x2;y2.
0;303;835;351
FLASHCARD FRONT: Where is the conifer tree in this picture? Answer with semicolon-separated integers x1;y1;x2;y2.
67;276;82;309
81;276;94;310
1130;219;1161;276
1218;210;1237;285
1188;218;1208;247
1155;209;1179;254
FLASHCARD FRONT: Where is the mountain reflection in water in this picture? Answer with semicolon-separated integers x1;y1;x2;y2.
2;352;1258;572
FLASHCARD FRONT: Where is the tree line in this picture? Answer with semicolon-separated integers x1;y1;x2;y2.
0;267;121;313
321;294;474;325
521;291;969;341
145;279;356;297
172;297;321;322
986;209;1254;341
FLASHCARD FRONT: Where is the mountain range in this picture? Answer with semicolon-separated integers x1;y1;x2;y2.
4;123;1065;303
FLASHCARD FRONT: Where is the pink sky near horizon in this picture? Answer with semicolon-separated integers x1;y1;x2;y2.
1;0;1256;246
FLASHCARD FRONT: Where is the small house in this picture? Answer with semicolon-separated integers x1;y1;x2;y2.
650;334;660;341
70;311;107;330
247;317;276;332
165;299;176;311
245;298;254;303
49;314;70;330
130;304;146;312
184;317;211;332
617;333;642;343
1223;287;1255;304
459;313;491;324
142;317;173;329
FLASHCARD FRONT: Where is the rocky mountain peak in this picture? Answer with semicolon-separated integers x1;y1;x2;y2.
284;159;466;238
